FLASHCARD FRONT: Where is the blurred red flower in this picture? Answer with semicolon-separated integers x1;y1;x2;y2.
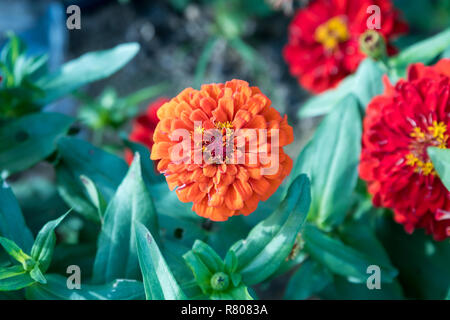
125;97;169;164
360;59;450;240
283;0;407;94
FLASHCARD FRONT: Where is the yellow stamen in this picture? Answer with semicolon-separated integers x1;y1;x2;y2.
410;127;425;139
406;122;449;176
215;121;233;129
405;153;418;166
422;161;434;176
428;121;447;140
314;16;349;51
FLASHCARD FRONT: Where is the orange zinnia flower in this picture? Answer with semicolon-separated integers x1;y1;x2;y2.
150;79;294;221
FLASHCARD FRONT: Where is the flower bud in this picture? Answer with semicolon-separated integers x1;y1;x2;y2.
24;258;35;271
210;272;230;292
359;30;387;61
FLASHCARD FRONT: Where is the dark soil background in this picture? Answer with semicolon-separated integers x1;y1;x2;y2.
62;0;318;159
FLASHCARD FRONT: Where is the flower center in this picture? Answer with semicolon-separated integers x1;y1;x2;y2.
195;121;235;164
314;16;350;51
405;121;448;176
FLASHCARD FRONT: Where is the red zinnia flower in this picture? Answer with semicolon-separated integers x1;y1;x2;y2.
283;0;407;94
150;80;294;221
360;59;450;240
125;98;169;164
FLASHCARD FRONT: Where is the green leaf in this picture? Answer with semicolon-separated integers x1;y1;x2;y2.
428;147;450;191
0;112;74;175
293;95;361;229
37;43;140;103
0;265;35;291
25;274;145;300
229;174;311;285
182;240;231;296
92;154;159;283
29;265;47;284
389;28;450;68
224;250;238;274
377;214;450;299
0;182;34;251
0;237;32;269
79;175;107;222
211;285;253;300
298;75;355;118
303;224;396;283
319;275;404;300
338;219;398;281
191;240;225;274
30;211;70;273
121;137;164;185
284;259;333;300
56;137;128;222
442;45;450;59
134;221;186;300
182;250;213;294
298;59;385;118
353;59;385;108
194;36;220;89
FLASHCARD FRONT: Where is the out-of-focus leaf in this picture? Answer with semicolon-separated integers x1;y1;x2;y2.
121;137;164;185
92;154;159;283
194;36;220;89
0;182;33;252
389;28;450;69
134;221;186;300
10;176;67;235
303;224;397;283
151;182;202;220
284;259;333;300
377;214;450;299
338;219;398;280
229;174;311;285
56;137;128;222
207;215;252;257
298;75;355;118
48;243;96;278
37;43;140;104
319;275;404;300
298;59;384;118
428;147;450;191
442;45;450;58
0;113;74;175
30;211;70;273
353;59;385;108
293;95;361;229
25;274;144;300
